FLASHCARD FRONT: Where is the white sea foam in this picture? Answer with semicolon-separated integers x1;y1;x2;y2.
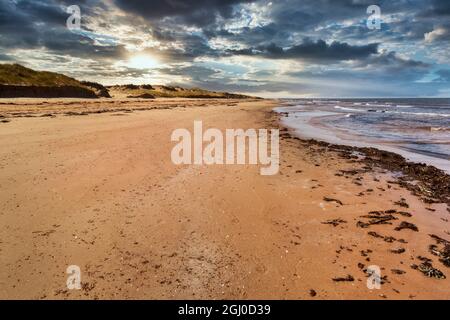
334;106;364;112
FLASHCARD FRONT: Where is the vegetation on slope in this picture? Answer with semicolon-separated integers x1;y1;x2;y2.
107;84;254;99
0;64;110;98
0;64;82;87
0;64;255;99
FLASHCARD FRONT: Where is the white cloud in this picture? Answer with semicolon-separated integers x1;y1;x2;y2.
424;27;449;42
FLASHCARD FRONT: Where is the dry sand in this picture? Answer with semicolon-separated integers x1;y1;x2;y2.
0;98;449;299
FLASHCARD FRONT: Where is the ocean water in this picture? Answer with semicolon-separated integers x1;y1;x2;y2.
275;98;450;172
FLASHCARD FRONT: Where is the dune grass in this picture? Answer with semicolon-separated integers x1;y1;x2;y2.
0;64;82;87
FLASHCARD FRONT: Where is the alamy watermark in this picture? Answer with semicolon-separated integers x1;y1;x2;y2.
367;5;382;30
66;265;81;290
66;5;81;31
367;265;381;290
171;121;279;176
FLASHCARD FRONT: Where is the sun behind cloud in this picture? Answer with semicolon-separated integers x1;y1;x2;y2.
127;54;160;70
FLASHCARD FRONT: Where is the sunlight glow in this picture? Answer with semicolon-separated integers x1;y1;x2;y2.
127;54;160;69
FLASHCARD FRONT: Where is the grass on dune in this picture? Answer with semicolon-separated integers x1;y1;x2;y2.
0;64;82;87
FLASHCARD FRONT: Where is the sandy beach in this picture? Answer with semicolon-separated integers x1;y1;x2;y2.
0;98;449;300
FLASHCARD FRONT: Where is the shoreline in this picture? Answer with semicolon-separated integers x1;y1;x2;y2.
275;105;450;173
273;109;450;206
1;98;449;299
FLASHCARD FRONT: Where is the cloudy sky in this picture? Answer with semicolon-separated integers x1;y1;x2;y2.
1;0;449;97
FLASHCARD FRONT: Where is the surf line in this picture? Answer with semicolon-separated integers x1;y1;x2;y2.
171;120;279;176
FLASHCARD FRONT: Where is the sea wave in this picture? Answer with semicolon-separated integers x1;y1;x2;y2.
334;106;365;112
396;105;413;108
388;111;450;117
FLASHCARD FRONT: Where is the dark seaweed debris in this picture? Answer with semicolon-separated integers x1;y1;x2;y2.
429;234;450;267
367;231;406;243
390;248;406;254
391;269;406;275
332;275;354;282
412;262;446;279
321;219;347;227
323;197;344;206
276;126;450;205
395;221;419;232
357;212;398;228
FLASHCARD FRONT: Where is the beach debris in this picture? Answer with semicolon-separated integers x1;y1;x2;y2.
367;231;406;243
394;198;409;208
301;139;450;205
372;209;413;217
323;197;343;206
390;248;406;254
412;262;446;279
332;275;354;282
368;231;383;239
339;169;363;176
360;249;372;257
396;211;412;217
65;111;89;116
369;209;412;218
395;221;419;232
429;244;450;267
357;221;370;228
81;282;96;293
391;269;406;275
429;234;450;245
357;211;398;228
428;234;450;267
321;219;347;227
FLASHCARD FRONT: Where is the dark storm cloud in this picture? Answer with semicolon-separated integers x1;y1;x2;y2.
357;51;430;71
287;51;431;82
1;0;449;97
229;40;379;61
114;0;256;26
0;0;125;60
16;0;68;26
421;0;450;16
203;0;447;50
0;0;39;48
41;30;128;60
158;65;220;82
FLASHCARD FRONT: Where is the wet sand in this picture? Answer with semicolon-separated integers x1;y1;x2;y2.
0;98;449;299
276;106;450;173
